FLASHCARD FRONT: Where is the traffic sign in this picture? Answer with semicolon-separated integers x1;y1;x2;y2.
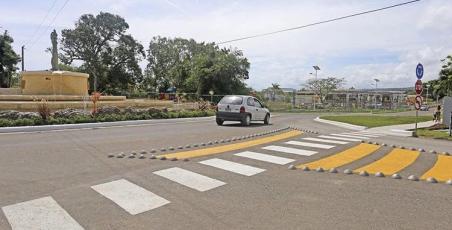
415;96;423;110
416;63;424;79
415;79;423;95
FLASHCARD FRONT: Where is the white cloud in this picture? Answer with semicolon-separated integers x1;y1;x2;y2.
3;0;452;90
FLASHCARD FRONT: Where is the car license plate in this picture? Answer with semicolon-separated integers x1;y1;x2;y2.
226;106;231;112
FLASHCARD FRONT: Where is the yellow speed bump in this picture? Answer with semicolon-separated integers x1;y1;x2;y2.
297;143;380;170
354;149;420;175
421;155;452;182
160;130;302;160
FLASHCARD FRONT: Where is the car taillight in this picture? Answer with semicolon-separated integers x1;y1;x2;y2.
240;106;245;113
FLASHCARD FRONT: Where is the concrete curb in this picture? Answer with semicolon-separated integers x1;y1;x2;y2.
0;116;215;134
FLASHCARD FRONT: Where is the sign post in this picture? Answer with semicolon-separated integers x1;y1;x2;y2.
415;63;424;134
450;112;452;137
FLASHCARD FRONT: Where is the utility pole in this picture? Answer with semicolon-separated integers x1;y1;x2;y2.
21;45;25;71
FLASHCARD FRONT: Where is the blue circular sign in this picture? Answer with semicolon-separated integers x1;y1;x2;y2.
416;63;423;79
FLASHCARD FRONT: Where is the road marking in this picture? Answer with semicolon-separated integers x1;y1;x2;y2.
199;158;266;176
153;167;226;192
330;134;369;139
160;130;302;159
2;196;84;230
420;155;452;182
344;133;380;138
354;149;420;175
297;143;380;170
235;151;294;165
302;137;349;145
285;141;335;149
351;131;384;136
91;179;170;215
262;145;318;156
318;135;362;142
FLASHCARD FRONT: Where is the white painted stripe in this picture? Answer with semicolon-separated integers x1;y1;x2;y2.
234;151;294;165
343;133;379;137
330;134;369;139
285;141;335;149
302;137;349;145
352;131;384;136
153;167;225;192
199;158;265;176
91;179;170;215
2;196;84;230
318;135;362;142
262;145;318;156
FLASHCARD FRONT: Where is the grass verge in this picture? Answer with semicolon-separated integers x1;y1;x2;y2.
415;124;452;141
320;115;432;128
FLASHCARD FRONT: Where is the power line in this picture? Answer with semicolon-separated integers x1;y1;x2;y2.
218;0;421;44
29;0;70;49
25;0;59;46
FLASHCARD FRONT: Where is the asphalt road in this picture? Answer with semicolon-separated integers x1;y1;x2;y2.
0;113;451;230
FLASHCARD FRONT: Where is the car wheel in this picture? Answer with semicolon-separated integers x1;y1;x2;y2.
264;114;270;125
216;118;224;126
241;115;251;126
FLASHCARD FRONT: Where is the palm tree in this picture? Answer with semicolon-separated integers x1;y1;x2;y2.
270;83;282;101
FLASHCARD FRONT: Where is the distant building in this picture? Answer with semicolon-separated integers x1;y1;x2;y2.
261;87;296;101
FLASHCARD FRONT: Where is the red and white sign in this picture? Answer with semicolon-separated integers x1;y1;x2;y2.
415;95;423;110
415;80;423;95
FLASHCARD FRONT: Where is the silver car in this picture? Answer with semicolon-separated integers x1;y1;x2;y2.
216;95;270;126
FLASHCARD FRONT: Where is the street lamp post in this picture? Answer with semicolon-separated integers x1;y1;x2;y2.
374;78;380;109
313;66;320;80
209;90;214;104
312;66;320;110
426;84;430;106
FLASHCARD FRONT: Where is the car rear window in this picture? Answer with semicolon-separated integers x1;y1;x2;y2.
219;96;243;105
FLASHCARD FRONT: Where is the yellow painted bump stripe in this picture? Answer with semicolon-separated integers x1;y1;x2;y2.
420;155;452;182
160;130;302;159
354;149;419;175
297;143;380;170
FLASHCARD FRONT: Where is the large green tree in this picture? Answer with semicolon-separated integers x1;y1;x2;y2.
426;55;452;99
303;77;345;103
0;30;21;88
145;37;250;96
60;12;144;93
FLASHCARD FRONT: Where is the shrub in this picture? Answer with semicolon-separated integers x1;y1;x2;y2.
73;115;94;124
37;99;51;121
0;119;13;127
0;107;214;127
13;118;35;126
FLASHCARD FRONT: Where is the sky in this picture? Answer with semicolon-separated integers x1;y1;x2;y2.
1;0;452;90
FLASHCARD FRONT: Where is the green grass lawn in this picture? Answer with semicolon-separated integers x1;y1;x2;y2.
416;128;452;141
320;115;432;128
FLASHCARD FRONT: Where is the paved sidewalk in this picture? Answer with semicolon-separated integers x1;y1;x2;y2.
366;121;435;137
315;117;435;137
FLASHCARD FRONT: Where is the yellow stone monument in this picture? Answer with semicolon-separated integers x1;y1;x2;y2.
21;70;89;96
0;30;171;111
19;30;89;96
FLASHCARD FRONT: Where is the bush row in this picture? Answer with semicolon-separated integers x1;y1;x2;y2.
0;110;215;127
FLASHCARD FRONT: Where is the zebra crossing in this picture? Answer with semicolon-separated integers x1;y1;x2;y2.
3;130;451;229
199;158;266;176
1;196;84;230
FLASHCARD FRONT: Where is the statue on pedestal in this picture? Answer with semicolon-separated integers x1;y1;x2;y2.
50;29;59;71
